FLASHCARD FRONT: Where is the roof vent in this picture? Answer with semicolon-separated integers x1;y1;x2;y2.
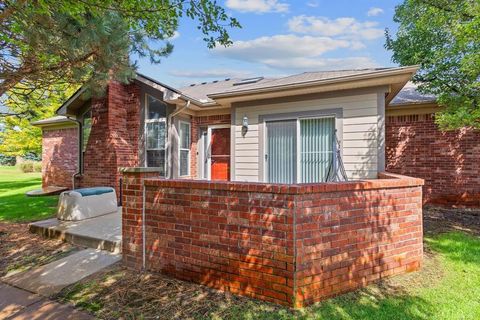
233;77;264;86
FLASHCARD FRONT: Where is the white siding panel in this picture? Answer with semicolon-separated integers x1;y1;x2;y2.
235;162;259;169
344;123;378;133
233;92;382;181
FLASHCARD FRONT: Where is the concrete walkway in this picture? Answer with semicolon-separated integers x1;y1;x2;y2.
29;210;122;253
1;248;120;318
0;283;92;319
3;248;121;296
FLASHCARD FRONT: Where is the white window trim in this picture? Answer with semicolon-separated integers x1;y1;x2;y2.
178;120;191;177
144;93;167;176
264;115;336;184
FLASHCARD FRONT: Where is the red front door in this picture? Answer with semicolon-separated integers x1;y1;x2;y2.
210;127;230;181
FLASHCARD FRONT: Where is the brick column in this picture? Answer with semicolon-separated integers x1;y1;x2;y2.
120;168;161;268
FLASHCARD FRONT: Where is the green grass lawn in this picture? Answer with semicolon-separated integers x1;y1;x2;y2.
221;231;480;320
0;165;58;222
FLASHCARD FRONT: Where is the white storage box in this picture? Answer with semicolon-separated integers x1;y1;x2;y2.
57;187;118;221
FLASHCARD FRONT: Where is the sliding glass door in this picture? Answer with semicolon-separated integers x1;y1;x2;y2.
266;120;297;184
266;117;334;184
300;118;334;183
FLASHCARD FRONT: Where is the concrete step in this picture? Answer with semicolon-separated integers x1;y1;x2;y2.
29;211;122;253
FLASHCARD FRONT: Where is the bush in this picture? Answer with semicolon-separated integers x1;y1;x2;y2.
0;154;16;166
33;162;42;172
23;152;41;162
19;161;34;173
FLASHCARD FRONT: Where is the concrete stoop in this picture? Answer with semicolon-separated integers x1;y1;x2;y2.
29;210;122;253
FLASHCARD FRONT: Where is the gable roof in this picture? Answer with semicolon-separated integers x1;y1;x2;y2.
49;66;430;121
389;81;437;106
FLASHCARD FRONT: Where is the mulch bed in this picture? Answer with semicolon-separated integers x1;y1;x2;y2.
423;205;480;237
2;206;479;319
0;222;75;278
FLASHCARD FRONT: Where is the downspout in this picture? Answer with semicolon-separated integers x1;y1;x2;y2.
66;116;83;189
142;99;190;270
165;100;190;179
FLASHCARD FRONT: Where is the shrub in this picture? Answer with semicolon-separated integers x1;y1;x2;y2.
19;161;34;173
33;162;42;172
0;154;16;166
23;152;41;162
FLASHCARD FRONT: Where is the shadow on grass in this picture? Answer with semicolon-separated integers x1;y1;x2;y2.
0;178;43;193
221;284;432;320
0;192;58;222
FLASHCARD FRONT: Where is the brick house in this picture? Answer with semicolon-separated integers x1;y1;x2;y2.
28;65;474;306
33;67;479;206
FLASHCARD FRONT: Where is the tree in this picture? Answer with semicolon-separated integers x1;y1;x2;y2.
386;0;480;129
0;0;240;116
0;84;77;157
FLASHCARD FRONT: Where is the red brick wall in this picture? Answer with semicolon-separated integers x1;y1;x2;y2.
386;113;480;206
121;171;423;307
189;114;231;179
295;176;423;306
78;81;141;196
41;127;78;188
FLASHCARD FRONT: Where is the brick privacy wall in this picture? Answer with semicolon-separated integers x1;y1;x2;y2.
122;171;423;307
122;170;161;268
295;179;423;306
189;114;231;179
386;113;480;206
41;127;78;188
78;81;141;196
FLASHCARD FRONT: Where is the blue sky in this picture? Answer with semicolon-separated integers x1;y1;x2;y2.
136;0;402;88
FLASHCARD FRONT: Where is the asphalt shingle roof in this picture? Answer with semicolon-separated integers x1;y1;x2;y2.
179;69;436;105
390;81;437;105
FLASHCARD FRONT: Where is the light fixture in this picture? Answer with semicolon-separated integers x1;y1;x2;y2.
242;115;248;128
241;115;248;136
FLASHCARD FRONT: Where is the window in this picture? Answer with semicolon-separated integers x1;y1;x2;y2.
82;109;92;153
145;95;167;176
266;117;335;183
178;121;191;176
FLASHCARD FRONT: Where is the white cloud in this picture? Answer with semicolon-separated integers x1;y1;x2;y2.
215;35;351;61
367;7;384;17
169;69;254;79
225;0;289;13
287;15;384;40
166;31;180;41
306;1;319;7
261;57;378;71
214;34;377;71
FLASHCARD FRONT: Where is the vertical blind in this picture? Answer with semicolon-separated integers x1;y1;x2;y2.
266;120;297;184
300;118;334;183
266;117;334;184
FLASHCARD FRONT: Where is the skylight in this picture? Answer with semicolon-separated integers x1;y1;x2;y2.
233;77;264;86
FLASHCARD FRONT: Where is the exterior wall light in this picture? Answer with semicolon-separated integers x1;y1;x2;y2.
242;115;248;136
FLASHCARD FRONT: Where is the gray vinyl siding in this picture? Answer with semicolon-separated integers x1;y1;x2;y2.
233;91;385;181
